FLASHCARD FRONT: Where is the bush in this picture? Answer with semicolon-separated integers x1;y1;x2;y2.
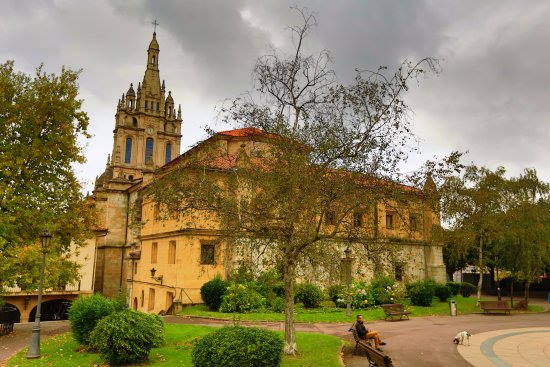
219;284;265;313
201;276;228;311
68;294;116;345
370;276;395;305
327;285;344;304
446;281;461;296
294;283;324;308
434;284;452;302
90;310;164;365
408;281;435;306
460;282;477;297
192;326;283;367
349;281;370;308
269;296;285;313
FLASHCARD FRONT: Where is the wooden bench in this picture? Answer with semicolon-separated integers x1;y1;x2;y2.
349;326;372;350
381;303;411;321
349;326;393;366
479;301;512;314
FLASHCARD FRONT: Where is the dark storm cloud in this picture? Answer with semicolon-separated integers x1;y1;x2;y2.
1;0;549;189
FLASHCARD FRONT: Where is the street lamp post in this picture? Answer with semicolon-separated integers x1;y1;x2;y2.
27;232;51;359
342;246;353;317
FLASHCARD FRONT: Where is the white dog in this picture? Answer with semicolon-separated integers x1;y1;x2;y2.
453;331;471;346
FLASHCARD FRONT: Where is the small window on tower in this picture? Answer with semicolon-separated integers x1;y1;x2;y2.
152;55;156;65
156;102;160;111
145;101;149;110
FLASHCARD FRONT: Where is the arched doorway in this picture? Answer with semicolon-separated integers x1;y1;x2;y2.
1;303;21;323
28;299;71;322
133;297;138;310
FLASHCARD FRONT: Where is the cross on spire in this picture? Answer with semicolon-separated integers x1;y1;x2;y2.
152;19;159;33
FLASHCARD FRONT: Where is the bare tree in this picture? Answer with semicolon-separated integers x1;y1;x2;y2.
147;7;439;354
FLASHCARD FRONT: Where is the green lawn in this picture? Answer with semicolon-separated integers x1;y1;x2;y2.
178;296;545;323
7;324;342;367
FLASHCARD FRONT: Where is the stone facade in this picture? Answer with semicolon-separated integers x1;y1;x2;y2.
91;32;182;298
89;33;446;314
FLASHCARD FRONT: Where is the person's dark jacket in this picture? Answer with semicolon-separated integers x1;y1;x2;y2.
355;321;369;340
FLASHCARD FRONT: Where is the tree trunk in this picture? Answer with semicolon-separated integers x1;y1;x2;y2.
283;261;297;355
476;237;483;304
524;280;530;302
510;279;514;307
496;268;501;301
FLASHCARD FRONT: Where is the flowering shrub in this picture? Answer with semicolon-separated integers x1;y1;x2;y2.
219;283;265;313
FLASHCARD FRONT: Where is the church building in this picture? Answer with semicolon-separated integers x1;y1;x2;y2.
89;32;446;314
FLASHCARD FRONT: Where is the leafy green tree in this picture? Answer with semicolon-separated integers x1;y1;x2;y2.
438;166;508;302
496;169;550;302
0;60;94;291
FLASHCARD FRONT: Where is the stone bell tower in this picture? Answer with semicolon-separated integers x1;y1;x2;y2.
91;31;182;297
109;31;182;183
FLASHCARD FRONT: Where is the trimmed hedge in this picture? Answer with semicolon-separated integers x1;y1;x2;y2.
68;294;116;345
201;276;228;311
446;281;461;296
434;284;451;302
192;326;283;367
408;281;435;306
327;285;344;304
90;310;164;365
219;283;265;313
460;282;477;297
294;283;324;308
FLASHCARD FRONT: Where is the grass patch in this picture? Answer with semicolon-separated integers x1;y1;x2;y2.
7;324;342;367
178;296;545;323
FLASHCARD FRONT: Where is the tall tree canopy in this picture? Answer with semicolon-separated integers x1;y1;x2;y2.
439;166;550;301
0;60;95;291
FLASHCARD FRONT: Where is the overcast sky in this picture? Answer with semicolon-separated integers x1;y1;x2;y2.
2;0;550;191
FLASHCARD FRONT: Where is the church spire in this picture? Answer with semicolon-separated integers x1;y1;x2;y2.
142;31;161;100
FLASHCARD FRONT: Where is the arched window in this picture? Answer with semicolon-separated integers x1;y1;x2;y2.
156;102;160;112
165;142;172;164
145;137;154;164
145;101;149;110
132;117;138;127
124;137;132;163
152;55;156;65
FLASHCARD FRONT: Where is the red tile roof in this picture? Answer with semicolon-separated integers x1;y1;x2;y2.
217;127;266;137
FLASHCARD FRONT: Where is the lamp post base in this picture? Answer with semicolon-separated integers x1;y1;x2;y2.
26;324;41;359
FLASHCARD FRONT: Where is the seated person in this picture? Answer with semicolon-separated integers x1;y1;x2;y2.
354;314;386;350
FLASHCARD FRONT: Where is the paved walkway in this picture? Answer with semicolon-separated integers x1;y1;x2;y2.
458;327;550;367
1;311;549;366
167;312;550;366
0;321;69;367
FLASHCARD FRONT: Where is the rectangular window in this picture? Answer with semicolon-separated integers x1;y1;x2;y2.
409;214;419;231
148;288;155;311
200;243;215;265
133;261;137;275
165;291;174;309
168;241;176;264
145;138;154;164
124;137;132;164
145;100;149;110
385;213;394;229
325;211;335;225
141;290;144;307
151;242;158;264
395;264;404;281
156;102;160;112
353;212;363;227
